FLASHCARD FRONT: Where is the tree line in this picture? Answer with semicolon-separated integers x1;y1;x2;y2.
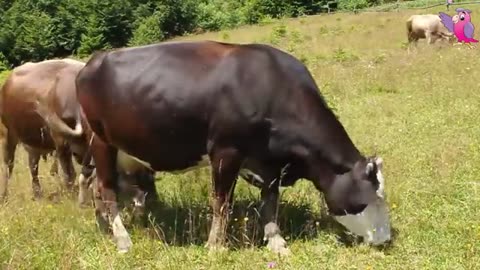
0;0;388;70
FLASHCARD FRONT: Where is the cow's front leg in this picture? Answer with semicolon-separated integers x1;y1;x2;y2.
206;146;243;250
261;184;290;255
91;136;132;253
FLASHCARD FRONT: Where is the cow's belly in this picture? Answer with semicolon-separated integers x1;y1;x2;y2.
112;138;210;173
3;109;56;151
116;150;211;175
99;106;210;173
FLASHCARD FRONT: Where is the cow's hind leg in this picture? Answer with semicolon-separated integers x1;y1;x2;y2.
206;146;243;250
0;132;17;202
28;151;42;199
49;152;59;176
407;38;418;54
56;144;76;192
91;136;132;253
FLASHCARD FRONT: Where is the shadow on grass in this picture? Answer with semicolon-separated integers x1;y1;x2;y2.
117;194;395;250
60;169;399;252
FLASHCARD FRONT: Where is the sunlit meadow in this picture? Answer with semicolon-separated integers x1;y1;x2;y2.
1;5;479;270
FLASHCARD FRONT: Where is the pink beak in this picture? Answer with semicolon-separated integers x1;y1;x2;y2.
452;15;459;23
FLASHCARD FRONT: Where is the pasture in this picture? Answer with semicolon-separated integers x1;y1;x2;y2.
1;6;480;269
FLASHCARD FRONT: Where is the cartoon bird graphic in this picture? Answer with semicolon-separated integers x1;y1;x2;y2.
439;8;478;47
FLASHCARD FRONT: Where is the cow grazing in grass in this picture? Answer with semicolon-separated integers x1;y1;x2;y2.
0;59;89;201
0;58;155;212
66;40;391;254
407;14;455;46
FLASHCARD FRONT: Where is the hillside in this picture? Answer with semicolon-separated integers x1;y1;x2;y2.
0;6;479;269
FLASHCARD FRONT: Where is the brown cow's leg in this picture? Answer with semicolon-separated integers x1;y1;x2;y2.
426;32;434;44
28;151;42;199
407;38;418;54
49;152;59;176
206;146;243;250
91;136;132;253
0;133;17;202
261;185;290;255
91;171;110;233
56;144;76;191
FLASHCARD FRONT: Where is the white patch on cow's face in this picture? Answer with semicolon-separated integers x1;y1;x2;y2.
334;197;391;245
375;157;385;199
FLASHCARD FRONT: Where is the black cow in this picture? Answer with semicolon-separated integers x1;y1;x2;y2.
67;40;391;254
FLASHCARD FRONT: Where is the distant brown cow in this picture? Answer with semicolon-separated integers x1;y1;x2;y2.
0;58;157;213
0;59;88;201
407;14;455;45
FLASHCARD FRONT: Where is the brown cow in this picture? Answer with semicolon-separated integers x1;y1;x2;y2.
407;14;455;46
38;87;160;217
0;58;158;218
0;59;89;201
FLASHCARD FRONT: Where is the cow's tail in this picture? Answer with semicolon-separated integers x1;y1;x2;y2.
35;83;83;138
0;75;11;141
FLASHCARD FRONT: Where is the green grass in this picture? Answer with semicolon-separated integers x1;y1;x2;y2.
1;6;480;270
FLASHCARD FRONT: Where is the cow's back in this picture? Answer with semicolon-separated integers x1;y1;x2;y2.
0;59;83;149
409;14;444;33
76;41;316;171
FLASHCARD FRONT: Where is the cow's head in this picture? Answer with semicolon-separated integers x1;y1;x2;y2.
324;156;391;245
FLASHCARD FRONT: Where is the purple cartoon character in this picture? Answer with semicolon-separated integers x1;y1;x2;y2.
439;8;479;47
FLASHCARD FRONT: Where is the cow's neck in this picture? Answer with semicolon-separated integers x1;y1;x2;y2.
284;89;363;176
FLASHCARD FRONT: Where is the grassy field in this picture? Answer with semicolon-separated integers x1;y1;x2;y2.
1;6;480;270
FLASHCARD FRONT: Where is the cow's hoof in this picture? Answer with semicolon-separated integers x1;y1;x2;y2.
116;236;133;254
267;235;290;256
